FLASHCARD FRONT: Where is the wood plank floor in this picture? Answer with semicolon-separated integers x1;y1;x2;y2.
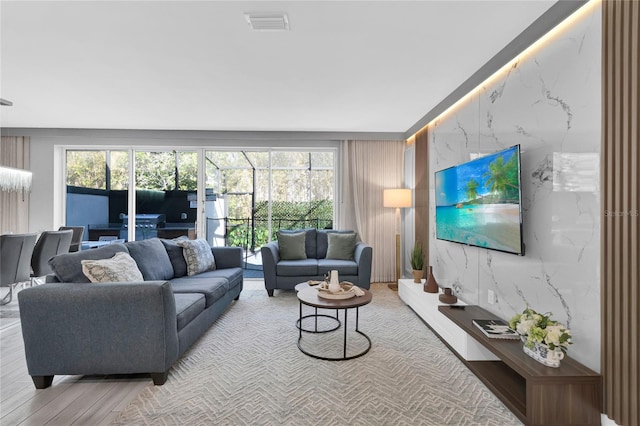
0;294;151;425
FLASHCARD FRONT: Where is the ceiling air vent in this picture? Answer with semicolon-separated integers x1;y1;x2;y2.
244;13;290;31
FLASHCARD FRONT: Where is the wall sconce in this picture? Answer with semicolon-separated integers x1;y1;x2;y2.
0;166;33;193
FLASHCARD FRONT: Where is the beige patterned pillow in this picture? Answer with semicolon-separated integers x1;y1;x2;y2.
177;239;216;276
81;252;144;283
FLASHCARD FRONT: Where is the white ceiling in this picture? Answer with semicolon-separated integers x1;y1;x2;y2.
0;1;556;134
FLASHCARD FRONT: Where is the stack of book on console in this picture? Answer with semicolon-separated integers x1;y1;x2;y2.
472;319;520;340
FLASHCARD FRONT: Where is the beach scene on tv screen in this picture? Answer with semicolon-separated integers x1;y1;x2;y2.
435;146;522;254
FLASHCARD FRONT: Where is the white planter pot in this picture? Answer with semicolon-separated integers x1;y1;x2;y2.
522;339;564;368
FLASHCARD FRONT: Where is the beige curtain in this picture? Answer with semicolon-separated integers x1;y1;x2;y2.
339;140;405;282
0;136;31;234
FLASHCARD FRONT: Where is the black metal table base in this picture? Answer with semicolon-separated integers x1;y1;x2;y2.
297;302;372;361
296;306;341;333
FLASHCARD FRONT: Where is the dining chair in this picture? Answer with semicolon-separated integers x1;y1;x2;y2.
1;233;38;305
30;229;73;285
58;226;85;252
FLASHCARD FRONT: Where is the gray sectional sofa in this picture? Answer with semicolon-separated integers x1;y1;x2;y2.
261;229;372;296
18;237;243;389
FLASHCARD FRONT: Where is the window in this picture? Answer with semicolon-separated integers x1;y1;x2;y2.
64;146;336;275
65;149;197;244
204;149;335;274
65;150;129;244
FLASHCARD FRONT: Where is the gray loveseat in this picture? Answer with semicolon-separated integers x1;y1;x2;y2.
261;229;372;296
18;237;242;389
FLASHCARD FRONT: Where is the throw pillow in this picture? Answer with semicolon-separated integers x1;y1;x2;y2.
49;244;130;283
277;228;317;259
177;239;216;276
277;231;307;260
161;237;189;278
125;238;174;281
325;232;357;260
316;230;358;259
81;252;144;283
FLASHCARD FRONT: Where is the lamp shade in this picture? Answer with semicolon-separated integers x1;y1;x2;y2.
383;188;412;208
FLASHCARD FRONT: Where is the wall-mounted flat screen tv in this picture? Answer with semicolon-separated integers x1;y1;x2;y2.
435;145;524;255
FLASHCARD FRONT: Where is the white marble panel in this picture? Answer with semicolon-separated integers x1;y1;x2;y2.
428;4;601;371
429;93;481;305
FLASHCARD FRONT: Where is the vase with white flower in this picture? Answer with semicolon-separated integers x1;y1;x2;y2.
509;307;572;368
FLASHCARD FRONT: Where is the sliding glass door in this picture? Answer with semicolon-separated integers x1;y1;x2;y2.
65;149;197;246
65;150;129;248
203;149;335;274
133;151;197;241
64;147;335;274
268;151;334;232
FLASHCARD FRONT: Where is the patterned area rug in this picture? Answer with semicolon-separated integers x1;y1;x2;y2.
113;283;522;425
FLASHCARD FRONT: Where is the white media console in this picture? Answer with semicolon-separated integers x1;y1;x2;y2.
398;278;602;426
397;279;497;361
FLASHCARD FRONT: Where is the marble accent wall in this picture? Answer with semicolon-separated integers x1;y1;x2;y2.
428;5;601;371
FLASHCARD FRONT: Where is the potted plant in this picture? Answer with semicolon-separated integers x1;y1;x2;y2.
410;242;424;283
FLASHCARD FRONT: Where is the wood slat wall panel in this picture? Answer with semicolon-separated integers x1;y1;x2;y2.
414;127;429;276
602;1;639;425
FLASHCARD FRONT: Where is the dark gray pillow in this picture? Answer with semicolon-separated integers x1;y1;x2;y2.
277;231;307;260
125;238;174;281
48;244;130;283
161;237;189;278
325;232;357;260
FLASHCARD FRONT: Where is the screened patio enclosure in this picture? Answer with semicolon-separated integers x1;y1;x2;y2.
205;150;335;276
65;149;335;278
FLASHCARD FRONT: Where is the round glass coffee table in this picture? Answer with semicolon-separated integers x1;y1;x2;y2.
296;285;372;361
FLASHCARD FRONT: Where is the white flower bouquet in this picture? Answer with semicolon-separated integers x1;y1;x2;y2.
509;307;572;354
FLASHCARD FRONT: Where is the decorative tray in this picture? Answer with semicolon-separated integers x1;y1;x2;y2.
317;282;356;300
